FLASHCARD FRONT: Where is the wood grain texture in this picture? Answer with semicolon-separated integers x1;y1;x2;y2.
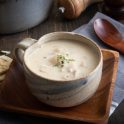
57;0;103;19
0;49;119;124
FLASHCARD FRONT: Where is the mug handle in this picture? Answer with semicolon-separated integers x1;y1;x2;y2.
14;38;37;64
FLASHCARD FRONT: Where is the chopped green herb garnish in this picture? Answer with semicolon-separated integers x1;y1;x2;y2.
55;54;74;68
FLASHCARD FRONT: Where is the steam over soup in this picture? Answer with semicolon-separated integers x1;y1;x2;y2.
27;40;99;80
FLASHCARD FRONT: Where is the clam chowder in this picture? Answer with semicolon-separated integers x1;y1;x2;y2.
27;40;99;80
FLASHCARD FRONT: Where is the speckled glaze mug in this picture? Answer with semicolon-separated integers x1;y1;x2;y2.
14;32;103;107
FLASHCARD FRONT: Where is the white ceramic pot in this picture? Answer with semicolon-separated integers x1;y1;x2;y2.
14;32;103;107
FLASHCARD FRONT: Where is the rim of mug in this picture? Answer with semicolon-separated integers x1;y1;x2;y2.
24;32;103;82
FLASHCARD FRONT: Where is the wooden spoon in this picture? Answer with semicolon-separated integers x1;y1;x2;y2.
94;18;124;53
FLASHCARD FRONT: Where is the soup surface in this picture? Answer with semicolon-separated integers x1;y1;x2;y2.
27;40;99;80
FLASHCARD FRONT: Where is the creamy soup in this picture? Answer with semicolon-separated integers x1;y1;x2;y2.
27;40;99;81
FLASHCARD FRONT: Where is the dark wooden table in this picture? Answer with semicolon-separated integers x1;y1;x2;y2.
0;2;119;124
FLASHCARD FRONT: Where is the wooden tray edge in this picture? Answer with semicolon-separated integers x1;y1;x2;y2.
100;49;119;121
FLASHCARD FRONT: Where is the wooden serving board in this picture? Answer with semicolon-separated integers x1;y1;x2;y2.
0;49;119;124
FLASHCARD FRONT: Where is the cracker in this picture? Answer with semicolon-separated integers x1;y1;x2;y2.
0;55;12;74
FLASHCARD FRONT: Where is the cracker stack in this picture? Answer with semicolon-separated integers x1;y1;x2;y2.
0;55;12;85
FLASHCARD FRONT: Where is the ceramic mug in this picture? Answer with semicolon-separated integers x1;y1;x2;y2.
14;32;103;107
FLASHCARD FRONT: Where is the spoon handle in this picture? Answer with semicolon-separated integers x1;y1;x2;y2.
116;40;124;54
